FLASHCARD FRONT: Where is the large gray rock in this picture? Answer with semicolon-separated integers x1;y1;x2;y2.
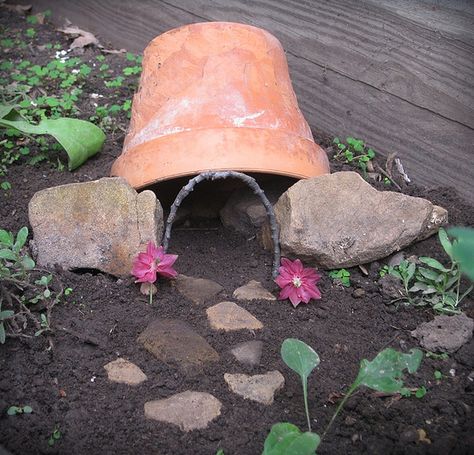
267;172;447;269
411;313;474;353
28;177;163;277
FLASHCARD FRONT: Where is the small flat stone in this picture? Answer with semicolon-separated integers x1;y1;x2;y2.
230;341;263;367
175;274;223;305
411;313;474;353
224;371;285;405
207;301;263;331
144;391;222;431
233;280;276;301
103;358;147;386
137;319;219;370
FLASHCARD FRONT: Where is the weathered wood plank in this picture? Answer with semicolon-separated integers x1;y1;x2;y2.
16;0;474;203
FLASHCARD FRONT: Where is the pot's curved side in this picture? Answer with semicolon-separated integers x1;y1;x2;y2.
111;22;330;187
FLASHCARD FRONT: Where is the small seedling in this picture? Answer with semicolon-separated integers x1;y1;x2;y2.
426;352;448;361
328;269;351;287
332;137;375;175
388;228;473;313
434;370;443;380
48;426;61;446
379;265;389;277
7;405;32;415
264;339;422;454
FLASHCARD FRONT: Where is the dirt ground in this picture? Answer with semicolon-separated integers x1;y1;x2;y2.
0;8;473;455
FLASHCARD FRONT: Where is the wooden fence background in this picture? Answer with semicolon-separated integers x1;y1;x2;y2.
16;0;474;203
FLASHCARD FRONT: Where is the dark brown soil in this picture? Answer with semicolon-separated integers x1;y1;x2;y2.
1;8;473;455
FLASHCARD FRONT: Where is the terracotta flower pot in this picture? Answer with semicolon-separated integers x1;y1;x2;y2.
111;22;330;188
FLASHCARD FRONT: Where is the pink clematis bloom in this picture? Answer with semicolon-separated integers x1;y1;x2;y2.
132;242;178;284
275;257;321;308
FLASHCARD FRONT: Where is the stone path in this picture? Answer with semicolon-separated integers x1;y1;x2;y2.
103;276;283;432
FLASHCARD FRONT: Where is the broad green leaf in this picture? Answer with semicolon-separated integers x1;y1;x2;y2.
21;256;35;270
417;267;440;282
406;262;416;281
0;249;16;261
408;282;428;292
419;257;449;272
281;339;320;381
353;348;422;393
263;423;320;455
0;229;13;246
7;406;20;415
14;226;28;252
0;106;105;170
0;310;14;320
438;228;452;260
448;227;474;281
22;405;33;414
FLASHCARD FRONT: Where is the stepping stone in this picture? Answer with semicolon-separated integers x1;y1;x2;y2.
103;358;147;386
224;371;285;405
137;319;219;370
411;313;474;353
206;302;263;331
175;274;223;305
144;391;222;431
230;341;263;367
28;177;163;277
233;280;276;301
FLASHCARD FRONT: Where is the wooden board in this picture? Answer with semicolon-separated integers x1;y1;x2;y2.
14;0;474;203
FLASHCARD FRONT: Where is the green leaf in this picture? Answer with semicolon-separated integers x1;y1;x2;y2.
262;423;320;455
438;228;452;260
406;262;416;281
21;256;35;270
419;257;449;272
0;229;13;246
415;386;427;399
417;267;440;282
22;405;33;414
353;348;423;393
281;339;320;382
0;249;16;260
448;227;474;281
0;105;105;170
7;406;19;415
0;310;14;320
14;227;28;252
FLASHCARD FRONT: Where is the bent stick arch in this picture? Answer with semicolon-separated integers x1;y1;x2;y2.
162;171;281;278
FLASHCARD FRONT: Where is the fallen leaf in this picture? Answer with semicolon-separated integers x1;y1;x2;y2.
417;429;431;444
33;12;45;24
58;25;99;50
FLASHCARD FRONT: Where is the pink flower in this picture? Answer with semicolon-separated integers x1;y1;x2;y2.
275;258;321;307
132;242;178;284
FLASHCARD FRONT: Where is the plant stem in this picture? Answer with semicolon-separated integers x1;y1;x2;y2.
321;383;357;440
302;378;311;433
149;289;153;306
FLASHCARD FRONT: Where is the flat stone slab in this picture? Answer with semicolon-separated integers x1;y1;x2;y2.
207;301;263;331
144;391;222;431
230;341;263;367
411;313;474;353
175;274;223;305
28;177;163;277
224;371;285;405
103;358;147;386
137;319;219;369
233;280;276;301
